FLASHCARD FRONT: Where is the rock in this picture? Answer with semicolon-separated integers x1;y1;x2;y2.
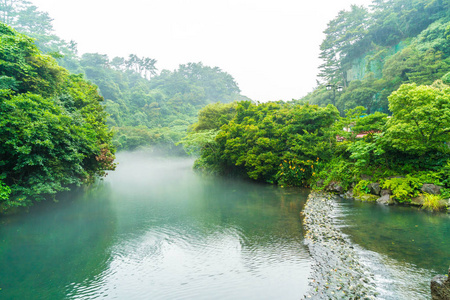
316;179;324;187
368;182;381;195
422;184;442;195
380;189;392;196
411;195;425;206
302;192;377;299
377;194;395;205
325;181;344;194
431;266;450;300
344;188;355;200
438;199;450;212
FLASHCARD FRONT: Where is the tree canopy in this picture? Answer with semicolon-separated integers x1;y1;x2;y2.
304;0;450;116
0;23;115;212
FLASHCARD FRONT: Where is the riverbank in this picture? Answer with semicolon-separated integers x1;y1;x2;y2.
302;192;378;299
318;180;450;214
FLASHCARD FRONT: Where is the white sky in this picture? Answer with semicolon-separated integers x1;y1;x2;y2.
31;0;373;102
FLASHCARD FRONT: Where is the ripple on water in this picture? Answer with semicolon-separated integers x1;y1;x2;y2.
66;222;310;300
332;199;445;300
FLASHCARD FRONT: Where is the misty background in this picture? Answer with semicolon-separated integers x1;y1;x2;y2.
31;0;373;101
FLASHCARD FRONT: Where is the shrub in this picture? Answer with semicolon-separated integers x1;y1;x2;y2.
353;180;372;197
422;193;444;211
381;176;422;203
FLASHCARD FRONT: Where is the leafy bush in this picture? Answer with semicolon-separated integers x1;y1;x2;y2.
0;179;11;202
276;159;319;187
196;101;339;185
314;158;355;190
381;176;422;203
353;180;372;197
0;25;115;212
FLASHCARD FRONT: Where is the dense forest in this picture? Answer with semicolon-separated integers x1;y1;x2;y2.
0;0;249;153
0;0;249;211
1;0;450;212
302;0;450;115
185;0;450;210
0;23;115;212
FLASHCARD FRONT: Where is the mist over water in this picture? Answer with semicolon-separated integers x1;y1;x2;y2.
1;152;448;299
0;152;312;299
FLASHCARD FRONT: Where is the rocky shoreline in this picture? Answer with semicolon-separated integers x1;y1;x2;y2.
321;180;450;213
302;192;378;299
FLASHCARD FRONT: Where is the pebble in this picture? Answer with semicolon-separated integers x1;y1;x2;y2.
302;192;378;299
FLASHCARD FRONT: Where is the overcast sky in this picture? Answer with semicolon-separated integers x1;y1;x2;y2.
31;0;373;102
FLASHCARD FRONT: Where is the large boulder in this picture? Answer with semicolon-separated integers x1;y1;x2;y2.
360;194;378;202
344;188;355;200
368;182;381;195
411;195;425;206
380;189;392;196
422;184;442;195
431;266;450;300
325;181;344;194
439;198;450;213
377;194;395;205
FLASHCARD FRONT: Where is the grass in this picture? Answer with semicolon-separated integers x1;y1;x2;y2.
422;193;444;211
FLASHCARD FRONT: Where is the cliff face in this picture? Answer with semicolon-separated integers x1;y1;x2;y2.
346;41;409;82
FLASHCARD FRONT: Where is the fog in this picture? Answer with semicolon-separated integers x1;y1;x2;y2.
31;0;374;102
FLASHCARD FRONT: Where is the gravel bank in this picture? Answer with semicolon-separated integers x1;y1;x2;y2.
302;192;378;299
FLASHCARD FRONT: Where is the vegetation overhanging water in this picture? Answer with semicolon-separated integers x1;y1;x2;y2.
0;153;449;299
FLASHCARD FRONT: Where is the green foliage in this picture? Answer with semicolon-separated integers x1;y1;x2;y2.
178;130;219;156
0;179;11;201
348;139;385;170
422;193;444;211
196;101;339;185
319;5;370;84
443;72;450;85
308;0;450;116
0;24;115;212
0;23;67;97
276;158;320;187
384;83;450;155
353;180;371;197
383;46;450;86
381;176;422;203
191;102;237;131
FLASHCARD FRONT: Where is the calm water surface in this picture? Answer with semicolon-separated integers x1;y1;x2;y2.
0;153;311;299
1;152;449;299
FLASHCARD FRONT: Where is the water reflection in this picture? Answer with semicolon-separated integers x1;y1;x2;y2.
0;152;311;300
0;185;116;300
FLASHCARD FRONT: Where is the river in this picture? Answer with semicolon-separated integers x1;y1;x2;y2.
0;152;448;299
0;152;311;299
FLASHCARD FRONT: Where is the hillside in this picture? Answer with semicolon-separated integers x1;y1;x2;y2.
301;0;450;115
0;0;250;152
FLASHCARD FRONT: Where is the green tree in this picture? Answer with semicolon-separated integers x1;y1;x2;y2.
197;101;339;185
319;5;370;86
0;24;115;212
384;82;450;155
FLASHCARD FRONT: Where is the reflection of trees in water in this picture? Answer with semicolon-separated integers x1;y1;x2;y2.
195;178;310;248
0;184;117;299
339;200;450;274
